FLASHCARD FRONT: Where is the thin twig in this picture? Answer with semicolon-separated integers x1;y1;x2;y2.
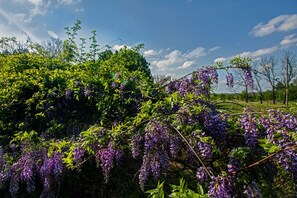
169;124;214;178
232;144;297;175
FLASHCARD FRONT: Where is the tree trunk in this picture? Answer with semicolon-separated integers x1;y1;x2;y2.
272;86;275;104
286;57;289;106
245;84;249;103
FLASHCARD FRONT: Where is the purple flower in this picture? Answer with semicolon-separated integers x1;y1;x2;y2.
9;176;19;196
243;181;261;198
40;152;64;191
83;86;92;98
197;140;212;159
65;89;74;100
111;81;118;88
150;156;161;178
241;113;258;147
198;66;218;85
226;73;234;88
208;176;234;198
95;142;122;183
202;112;227;145
138;120;171;187
196;166;211;183
139;155;151;190
6;151;36;195
73;147;85;164
169;136;180;158
243;69;254;89
227;158;240;173
131;134;143;159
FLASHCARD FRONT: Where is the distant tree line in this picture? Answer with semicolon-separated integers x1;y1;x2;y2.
217;52;297;105
213;77;297;103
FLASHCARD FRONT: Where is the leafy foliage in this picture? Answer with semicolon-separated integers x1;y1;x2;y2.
0;21;296;197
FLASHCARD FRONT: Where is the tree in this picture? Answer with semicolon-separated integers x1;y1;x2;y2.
260;56;278;104
281;51;297;106
234;69;249;103
252;61;264;104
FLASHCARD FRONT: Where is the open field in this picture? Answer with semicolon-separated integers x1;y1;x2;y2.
214;100;291;114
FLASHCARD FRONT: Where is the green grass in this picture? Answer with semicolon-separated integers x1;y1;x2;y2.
214;100;290;114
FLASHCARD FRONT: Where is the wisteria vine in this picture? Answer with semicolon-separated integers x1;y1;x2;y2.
0;55;296;197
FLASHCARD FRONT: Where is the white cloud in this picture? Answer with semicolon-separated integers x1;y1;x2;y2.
217;45;279;64
8;0;82;22
0;8;41;42
209;46;220;52
185;47;206;59
214;57;226;63
251;14;297;37
150;47;210;72
28;0;43;5
112;44;132;51
143;49;158;57
280;34;297;46
47;30;58;39
233;46;278;59
10;12;32;23
152;50;183;68
177;61;195;69
57;0;81;5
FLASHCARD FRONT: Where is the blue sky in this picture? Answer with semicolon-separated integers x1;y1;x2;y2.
0;0;297;92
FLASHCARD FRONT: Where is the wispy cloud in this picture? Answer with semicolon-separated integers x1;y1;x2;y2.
214;46;279;64
0;8;41;42
177;61;195;69
5;0;82;23
209;46;221;52
57;0;81;5
112;44;132;51
214;57;226;63
0;0;83;42
214;31;297;64
280;34;297;47
234;46;278;58
152;50;183;69
150;47;210;72
143;49;159;57
185;47;206;59
250;14;297;37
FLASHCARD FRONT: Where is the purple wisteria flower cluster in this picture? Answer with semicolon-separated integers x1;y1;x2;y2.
197;66;219;85
227;158;240;174
131;134;143;159
65;89;74;100
197;139;213;159
7;151;36;196
226;73;234;88
40;152;64;192
259;110;297;178
73;147;85;164
95;142;122;183
1;149;65;197
202;112;228;145
138;120;172;189
240;112;258;147
165;66;218;98
243;68;254;89
83;86;92;98
243;181;261;198
169;136;181;158
208;175;235;198
196;166;211;183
